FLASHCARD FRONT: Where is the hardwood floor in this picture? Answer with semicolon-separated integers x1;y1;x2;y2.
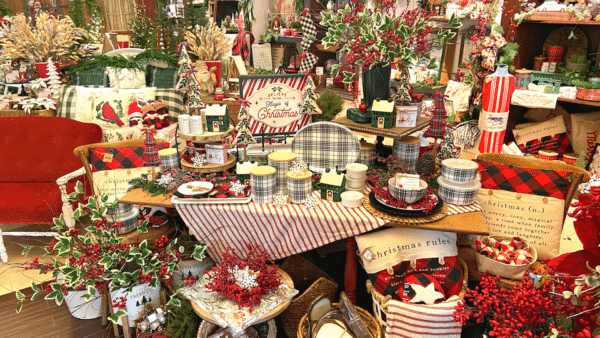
0;287;116;338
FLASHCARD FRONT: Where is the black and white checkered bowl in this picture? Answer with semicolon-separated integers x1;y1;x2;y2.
388;178;427;204
441;158;479;184
437;176;481;205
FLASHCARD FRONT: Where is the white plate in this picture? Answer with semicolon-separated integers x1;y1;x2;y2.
177;181;214;195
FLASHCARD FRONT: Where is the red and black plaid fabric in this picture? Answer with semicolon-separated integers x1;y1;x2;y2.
424;95;447;139
516;133;572;156
231;30;254;62
400;273;445;304
144;130;161;167
474;159;571;200
368;256;463;301
89;144;168;171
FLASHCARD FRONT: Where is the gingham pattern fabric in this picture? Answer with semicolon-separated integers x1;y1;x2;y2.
173;191;387;261
56;85;78;119
440;164;478;183
299;12;318;72
516;133;572;155
251;173;277;204
385;298;462;338
155;88;185;121
159;152;180;170
144;130;161;166
423;96;446;139
392;140;419;171
287;177;312;203
291;122;360;172
368;256;464;300
438;185;479;205
475;159;571;199
89;143;168;171
268;158;293;195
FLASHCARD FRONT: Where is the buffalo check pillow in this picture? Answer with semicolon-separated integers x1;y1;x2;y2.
155;88;185;121
356;228;463;301
89;144;168;171
474;159;571;199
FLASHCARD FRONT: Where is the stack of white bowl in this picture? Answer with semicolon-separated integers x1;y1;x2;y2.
345;163;369;192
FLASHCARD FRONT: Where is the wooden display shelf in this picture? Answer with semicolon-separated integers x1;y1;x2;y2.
332;110;431;139
511;96;600;108
181;154;237;173
118;223;177;246
178;125;235;142
523;17;600;25
118;188;174;208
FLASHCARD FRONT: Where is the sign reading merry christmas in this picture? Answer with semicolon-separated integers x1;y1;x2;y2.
240;74;310;134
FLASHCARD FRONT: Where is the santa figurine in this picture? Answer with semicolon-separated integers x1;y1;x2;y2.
18;63;28;83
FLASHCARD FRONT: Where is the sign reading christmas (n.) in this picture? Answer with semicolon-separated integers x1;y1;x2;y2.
239;74;309;134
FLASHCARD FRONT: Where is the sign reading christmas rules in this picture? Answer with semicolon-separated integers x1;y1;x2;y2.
239;74;309;135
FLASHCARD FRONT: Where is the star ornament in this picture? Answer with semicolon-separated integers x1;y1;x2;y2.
409;283;445;305
272;191;288;208
192;154;207;167
302;195;318;210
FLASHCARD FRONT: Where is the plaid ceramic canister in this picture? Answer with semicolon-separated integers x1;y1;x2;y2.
393;136;420;172
107;208;139;235
286;170;313;203
359;140;375;168
158;148;180;170
268;151;297;195
250;165;277;204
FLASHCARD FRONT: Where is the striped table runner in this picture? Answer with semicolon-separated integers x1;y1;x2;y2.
174;192;387;261
385;297;463;338
446;201;481;216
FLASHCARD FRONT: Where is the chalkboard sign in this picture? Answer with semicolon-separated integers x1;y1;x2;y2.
252;43;273;71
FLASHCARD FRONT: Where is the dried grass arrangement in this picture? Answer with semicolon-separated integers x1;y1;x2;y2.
184;23;231;61
0;13;90;63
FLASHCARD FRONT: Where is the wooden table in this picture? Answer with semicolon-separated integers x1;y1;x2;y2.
119;188;174;208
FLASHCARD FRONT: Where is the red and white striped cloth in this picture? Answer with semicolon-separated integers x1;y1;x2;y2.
478;71;515;154
385;297;463;338
446;201;481;216
174;192;386;261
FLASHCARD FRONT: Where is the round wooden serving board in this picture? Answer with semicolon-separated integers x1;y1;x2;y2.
178;125;235;142
363;194;448;225
191;269;294;325
181;154;237;173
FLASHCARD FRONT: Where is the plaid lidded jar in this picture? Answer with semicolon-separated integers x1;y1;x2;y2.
437;176;481;205
267;151;297;195
158;148;180;170
359;140;375;168
107;208;139;235
392;136;420;172
250;165;277;204
286;169;313;203
106;195;133;216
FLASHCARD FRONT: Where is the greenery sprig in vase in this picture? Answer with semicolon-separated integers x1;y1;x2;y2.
15;182;207;324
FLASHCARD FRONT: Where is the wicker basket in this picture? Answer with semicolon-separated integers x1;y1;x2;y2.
147;65;178;89
72;65;109;87
0;109;55;117
366;258;468;330
296;303;382;338
280;255;338;338
196;319;276;338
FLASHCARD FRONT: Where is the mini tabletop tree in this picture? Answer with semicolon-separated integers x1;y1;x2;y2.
46;58;62;100
232;104;256;161
143;129;161;180
300;75;322;116
175;44;205;109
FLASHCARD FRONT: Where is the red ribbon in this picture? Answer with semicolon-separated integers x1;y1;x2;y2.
236;98;251;108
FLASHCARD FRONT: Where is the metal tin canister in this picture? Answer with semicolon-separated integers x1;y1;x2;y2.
250;165;277;204
515;69;531;89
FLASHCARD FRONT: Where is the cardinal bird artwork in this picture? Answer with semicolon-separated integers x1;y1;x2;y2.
99;101;124;127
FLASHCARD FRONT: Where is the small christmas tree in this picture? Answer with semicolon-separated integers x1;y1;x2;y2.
300;75;322;116
46;59;62;100
187;74;205;108
232;107;256;161
175;45;194;92
395;67;412;102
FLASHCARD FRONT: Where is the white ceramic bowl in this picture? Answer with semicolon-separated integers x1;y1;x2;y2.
475;237;538;280
388;177;427;204
345;186;365;193
441;158;479;184
346;163;368;179
437;176;481;205
345;176;366;189
341;191;364;208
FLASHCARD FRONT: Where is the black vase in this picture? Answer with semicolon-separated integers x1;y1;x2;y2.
362;64;392;109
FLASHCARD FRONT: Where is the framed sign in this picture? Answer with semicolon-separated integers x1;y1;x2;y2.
239;74;309;135
251;43;273;71
586;142;600;176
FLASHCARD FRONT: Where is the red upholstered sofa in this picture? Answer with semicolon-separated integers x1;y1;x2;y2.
0;116;103;224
